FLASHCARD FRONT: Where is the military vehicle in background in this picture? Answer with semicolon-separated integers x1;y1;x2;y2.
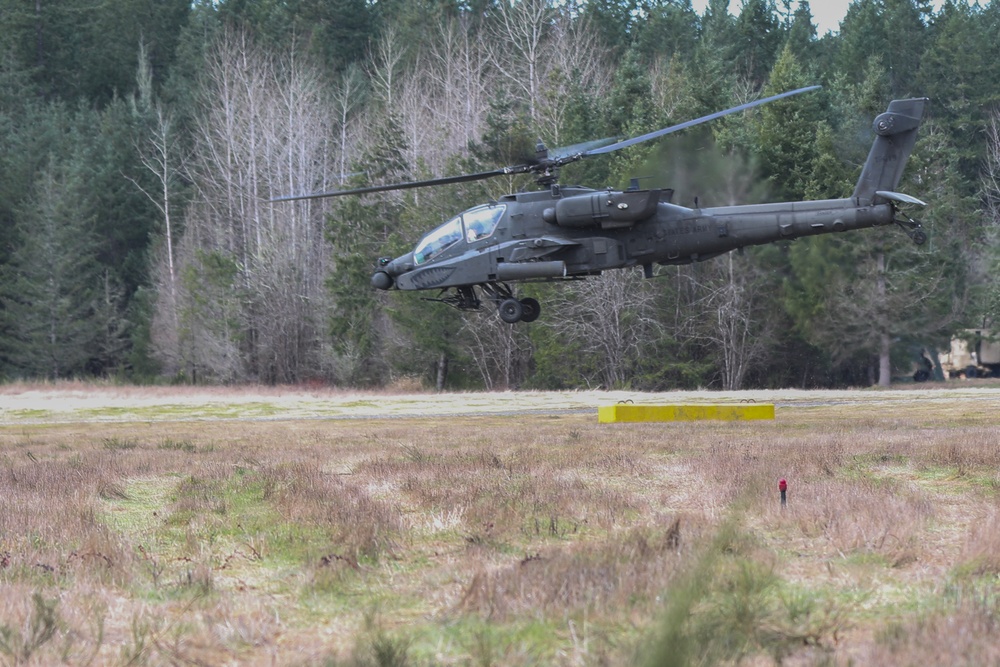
939;329;1000;378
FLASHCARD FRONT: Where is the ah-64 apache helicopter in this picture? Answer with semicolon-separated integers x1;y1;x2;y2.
274;87;928;324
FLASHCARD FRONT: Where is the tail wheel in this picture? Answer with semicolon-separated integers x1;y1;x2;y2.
519;297;541;323
498;298;524;324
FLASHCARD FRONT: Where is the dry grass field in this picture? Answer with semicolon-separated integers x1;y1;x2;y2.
2;381;1000;665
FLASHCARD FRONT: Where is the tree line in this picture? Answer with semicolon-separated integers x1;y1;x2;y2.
1;0;998;390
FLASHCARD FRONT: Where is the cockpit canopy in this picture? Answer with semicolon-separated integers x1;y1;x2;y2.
413;204;506;265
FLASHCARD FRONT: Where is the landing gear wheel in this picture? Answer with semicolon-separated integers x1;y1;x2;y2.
912;230;927;246
498;298;524;324
519;297;541;323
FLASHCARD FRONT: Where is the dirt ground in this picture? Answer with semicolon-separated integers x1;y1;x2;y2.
4;380;1000;423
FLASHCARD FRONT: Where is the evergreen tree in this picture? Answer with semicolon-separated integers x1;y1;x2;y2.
469;87;537;172
0;157;101;378
919;1;1000;189
785;98;969;386
603;46;663;185
882;0;931;95
0;0;188;105
803;121;854;200
544;70;611;190
784;233;877;380
732;0;783;87
298;0;376;74
835;0;890;89
0;48;39;269
784;0;818;64
836;0;926;98
90;98;161;304
579;0;640;55
753;46;824;201
327;111;411;386
82;0;190;105
634;0;700;65
216;0;377;74
692;0;738;112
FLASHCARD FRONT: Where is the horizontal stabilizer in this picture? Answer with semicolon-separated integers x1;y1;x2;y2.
875;190;927;206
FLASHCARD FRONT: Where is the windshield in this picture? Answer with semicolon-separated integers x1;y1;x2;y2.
463;204;505;243
413;216;463;265
413;204;506;265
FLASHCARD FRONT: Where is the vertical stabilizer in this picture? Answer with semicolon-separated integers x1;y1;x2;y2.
853;98;928;204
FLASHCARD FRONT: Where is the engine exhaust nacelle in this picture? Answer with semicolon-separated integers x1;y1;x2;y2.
542;190;660;229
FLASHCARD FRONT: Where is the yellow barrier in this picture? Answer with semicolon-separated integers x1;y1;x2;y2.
598;403;775;423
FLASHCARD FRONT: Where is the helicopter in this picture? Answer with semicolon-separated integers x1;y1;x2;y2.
274;87;928;324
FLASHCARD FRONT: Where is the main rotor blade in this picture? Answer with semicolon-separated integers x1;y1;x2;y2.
271;85;820;202
583;85;821;156
547;136;621;161
269;167;517;202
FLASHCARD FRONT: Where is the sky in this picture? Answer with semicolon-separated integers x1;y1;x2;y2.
789;0;857;33
688;0;945;35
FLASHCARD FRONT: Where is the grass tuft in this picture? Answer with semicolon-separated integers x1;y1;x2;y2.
0;593;63;664
102;437;138;451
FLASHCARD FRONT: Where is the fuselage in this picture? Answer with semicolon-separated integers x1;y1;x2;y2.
374;185;896;291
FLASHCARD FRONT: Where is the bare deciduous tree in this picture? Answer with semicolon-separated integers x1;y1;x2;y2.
543;271;664;389
158;30;338;383
985;113;1000;224
460;312;534;390
367;24;406;111
487;0;555;123
129;43;188;371
688;255;776;390
536;8;611;144
981;112;1000;323
485;1;612;146
404;16;493;174
429;16;493;152
332;64;367;183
